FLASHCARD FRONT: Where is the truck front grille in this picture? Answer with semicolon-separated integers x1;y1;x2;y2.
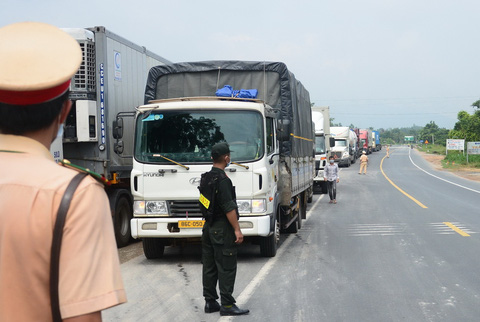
333;152;342;159
169;200;202;217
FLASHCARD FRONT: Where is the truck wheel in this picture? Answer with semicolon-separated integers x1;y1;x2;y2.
143;238;165;259
113;194;132;248
260;216;279;257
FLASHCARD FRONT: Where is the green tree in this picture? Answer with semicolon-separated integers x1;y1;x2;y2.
418;121;449;146
330;117;342;126
449;109;480;142
472;100;480;109
418;121;439;143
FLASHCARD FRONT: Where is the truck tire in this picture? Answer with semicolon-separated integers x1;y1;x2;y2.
112;192;133;248
143;238;165;259
260;216;279;257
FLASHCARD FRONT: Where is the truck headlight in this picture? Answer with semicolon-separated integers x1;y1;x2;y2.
236;199;266;214
146;201;169;215
134;200;169;216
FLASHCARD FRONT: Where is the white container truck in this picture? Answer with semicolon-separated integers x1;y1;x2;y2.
312;106;334;193
330;126;356;167
53;27;171;247
129;61;314;258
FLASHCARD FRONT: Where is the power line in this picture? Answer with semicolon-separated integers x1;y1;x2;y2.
331;112;459;116
312;96;479;102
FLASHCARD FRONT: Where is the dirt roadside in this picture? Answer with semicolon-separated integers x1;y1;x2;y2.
416;150;480;182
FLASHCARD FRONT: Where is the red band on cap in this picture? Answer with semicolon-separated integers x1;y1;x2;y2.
0;80;71;105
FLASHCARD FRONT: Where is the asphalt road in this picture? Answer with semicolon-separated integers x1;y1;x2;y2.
105;146;480;322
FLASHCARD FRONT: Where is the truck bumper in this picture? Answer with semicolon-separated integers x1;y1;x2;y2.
131;215;271;239
337;158;350;166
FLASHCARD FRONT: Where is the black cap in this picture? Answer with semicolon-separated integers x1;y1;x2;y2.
211;142;232;158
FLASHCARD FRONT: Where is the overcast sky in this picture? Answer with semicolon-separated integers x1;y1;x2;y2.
2;0;479;130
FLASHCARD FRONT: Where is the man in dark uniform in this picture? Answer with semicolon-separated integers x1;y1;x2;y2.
202;142;249;316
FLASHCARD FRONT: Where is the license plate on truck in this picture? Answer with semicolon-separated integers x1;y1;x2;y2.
178;220;205;228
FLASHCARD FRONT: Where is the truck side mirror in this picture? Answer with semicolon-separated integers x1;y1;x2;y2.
276;119;290;141
329;137;335;147
112;118;123;139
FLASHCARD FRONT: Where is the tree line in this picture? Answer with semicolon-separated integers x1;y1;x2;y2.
375;100;480;145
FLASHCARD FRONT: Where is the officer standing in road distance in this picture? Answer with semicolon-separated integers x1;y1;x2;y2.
386;145;390;158
201;142;249;316
359;150;369;174
0;22;126;321
324;156;340;204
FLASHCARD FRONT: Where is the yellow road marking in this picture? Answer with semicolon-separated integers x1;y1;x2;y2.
443;222;470;236
380;155;428;208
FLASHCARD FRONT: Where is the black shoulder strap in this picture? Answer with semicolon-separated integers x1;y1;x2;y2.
50;173;87;322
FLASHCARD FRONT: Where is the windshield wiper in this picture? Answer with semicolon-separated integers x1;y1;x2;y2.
152;154;190;170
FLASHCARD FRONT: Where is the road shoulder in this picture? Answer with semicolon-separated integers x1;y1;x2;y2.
416;150;480;182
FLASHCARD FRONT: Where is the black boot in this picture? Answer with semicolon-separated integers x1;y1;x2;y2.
204;300;220;313
220;304;249;316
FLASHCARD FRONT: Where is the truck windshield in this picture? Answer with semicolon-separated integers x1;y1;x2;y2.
315;136;325;154
134;110;264;163
335;139;347;147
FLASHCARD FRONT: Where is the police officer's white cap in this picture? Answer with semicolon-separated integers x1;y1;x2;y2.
0;22;82;105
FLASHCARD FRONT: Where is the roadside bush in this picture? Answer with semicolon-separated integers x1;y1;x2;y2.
444;151;480;168
417;144;445;155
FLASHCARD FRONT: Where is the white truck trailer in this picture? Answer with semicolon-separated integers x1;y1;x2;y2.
53;27;171;247
330;126;356;167
129;61;314;258
312;106;334;193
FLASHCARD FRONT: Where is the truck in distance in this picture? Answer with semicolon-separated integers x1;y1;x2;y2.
372;130;381;151
312;106;334;193
129;61;314;258
330;126;357;167
359;129;371;154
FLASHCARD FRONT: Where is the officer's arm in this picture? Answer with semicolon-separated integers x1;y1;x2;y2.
226;210;244;244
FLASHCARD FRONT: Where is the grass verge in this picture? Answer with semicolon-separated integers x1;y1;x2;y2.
416;144;480;169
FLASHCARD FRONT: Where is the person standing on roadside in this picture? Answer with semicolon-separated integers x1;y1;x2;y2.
0;22;126;322
324;156;340;204
359;150;369;174
386;145;390;158
200;142;249;316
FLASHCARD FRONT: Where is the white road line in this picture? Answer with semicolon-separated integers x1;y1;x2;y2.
217;194;324;321
409;149;480;194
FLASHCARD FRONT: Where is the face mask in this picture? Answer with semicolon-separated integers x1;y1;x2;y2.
329;160;334;164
